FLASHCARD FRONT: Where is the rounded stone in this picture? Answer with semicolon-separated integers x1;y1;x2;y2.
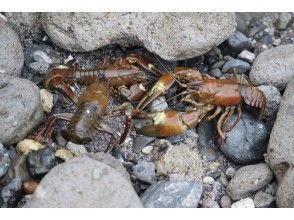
226;163;273;200
231;197;255;208
0;19;24;76
249;44;294;91
220;112;269;164
0;74;44;145
24;156;142;207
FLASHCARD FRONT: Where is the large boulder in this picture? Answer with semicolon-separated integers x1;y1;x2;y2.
41;12;236;61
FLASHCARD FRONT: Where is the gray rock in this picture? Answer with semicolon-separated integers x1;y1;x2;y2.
222;58;251;74
276;167;294;208
33;50;52;64
267;79;294;182
211;60;225;69
257;85;281;121
133;135;155;153
88;152;130;182
226;163;273;200
26;147;55;178
1;177;22;207
220;195;232;208
132;161;156;184
231;197;255;208
247;17;266;38
0;74;44;145
275;13;292;30
249;44;294;91
253;190;275;208
42;12;236;61
0;19;24;76
156;143;204;181
141;181;203;208
29;61;49;75
150;96;168;112
220;112;269;164
197;120;216;148
202;198;220;208
0;143;10;179
25;156;142;207
209;68;223;78
227;31;253;52
238;50;256;63
4;13;41;39
66;141;87;156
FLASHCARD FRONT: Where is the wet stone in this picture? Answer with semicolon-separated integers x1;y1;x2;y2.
141;181;203;208
132;161;156;184
26;147;55;178
220;112;269;164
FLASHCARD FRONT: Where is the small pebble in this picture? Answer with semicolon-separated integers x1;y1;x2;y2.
209;68;223;78
66;142;87;156
55;148;74;161
208;162;221;172
231;197;255;208
142;145;153;154
29;61;50;74
33;50;52;64
202;198;220;208
1;177;22;207
23;180;38;195
211;60;225;69
227;31;254;52
238;50;256;63
16;139;44;155
220;173;229;187
40;89;54;113
225;167;236;179
222;58;251;74
132;161;156;184
26;147;55;178
203;176;214;185
253;190;275;208
220;195;232;208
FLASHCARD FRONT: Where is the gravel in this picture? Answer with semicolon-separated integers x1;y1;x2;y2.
132;161;156;184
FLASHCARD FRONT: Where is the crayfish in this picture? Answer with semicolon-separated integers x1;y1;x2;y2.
30;52;266;152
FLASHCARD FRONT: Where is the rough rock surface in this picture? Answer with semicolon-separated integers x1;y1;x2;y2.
267;79;294;181
226;164;273;200
41;12;236;61
220;112;269;164
141;181;203;208
0;74;44;145
156;143;204;181
249;44;294;90
276;167;294;208
24;156;142;208
0;19;24;76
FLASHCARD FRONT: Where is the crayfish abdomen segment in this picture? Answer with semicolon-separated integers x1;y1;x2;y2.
62;82;109;144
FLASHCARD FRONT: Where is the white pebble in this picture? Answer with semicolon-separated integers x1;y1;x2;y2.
142;145;153;154
33;50;53;64
203;176;214;185
238;50;256;63
16;139;44;155
40;89;54;113
231;198;255;208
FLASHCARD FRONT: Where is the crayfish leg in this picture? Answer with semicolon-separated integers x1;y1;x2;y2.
207;106;222;120
217;107;230;140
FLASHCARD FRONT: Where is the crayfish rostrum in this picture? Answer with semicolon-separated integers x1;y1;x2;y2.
30;53;266;152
